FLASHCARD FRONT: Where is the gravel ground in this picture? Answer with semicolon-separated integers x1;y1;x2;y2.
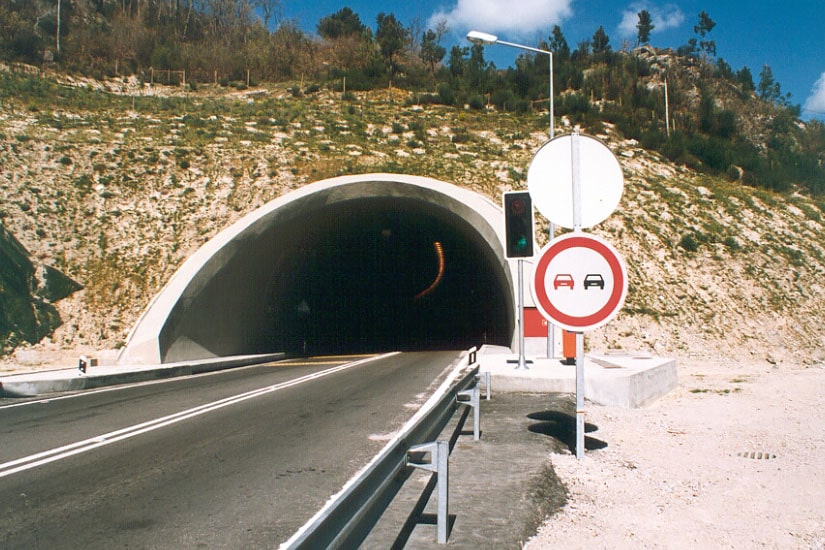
525;357;825;549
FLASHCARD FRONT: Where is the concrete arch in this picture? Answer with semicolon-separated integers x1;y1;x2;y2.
118;173;518;365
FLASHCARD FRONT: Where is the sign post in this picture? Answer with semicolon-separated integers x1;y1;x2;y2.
527;131;625;459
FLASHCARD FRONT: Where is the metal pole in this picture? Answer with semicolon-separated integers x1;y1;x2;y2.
571;130;582;230
575;332;585;459
436;440;449;544
517;260;524;368
549;52;555;140
547;52;556;359
467;32;556;363
571;130;586;460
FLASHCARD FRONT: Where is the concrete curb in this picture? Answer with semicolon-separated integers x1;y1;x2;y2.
479;346;677;408
0;353;285;397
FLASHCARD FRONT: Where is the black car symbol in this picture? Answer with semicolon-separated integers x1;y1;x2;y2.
584;273;605;290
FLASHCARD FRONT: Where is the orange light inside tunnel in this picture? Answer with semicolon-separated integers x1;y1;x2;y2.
414;241;445;300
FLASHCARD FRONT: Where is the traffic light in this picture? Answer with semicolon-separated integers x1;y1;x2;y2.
503;191;534;258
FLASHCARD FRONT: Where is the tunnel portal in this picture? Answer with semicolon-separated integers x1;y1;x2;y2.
119;175;517;365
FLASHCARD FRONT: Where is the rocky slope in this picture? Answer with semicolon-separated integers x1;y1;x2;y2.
1;68;823;367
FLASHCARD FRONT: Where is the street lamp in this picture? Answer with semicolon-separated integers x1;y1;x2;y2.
467;30;557;360
466;31;554;139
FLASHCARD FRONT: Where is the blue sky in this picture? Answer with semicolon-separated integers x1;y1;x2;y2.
280;0;825;120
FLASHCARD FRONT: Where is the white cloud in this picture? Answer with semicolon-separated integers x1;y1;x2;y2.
428;0;573;38
617;2;684;38
805;72;825;115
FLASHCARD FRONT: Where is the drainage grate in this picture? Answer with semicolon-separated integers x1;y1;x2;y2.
738;451;776;460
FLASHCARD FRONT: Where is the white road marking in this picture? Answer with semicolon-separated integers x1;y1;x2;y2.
0;353;398;479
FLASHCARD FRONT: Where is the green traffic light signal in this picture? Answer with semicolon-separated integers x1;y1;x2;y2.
503;191;534;259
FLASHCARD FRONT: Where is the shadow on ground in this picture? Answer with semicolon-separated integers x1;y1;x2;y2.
527;410;609;454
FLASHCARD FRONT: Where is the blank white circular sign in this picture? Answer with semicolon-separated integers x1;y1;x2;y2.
527;134;624;229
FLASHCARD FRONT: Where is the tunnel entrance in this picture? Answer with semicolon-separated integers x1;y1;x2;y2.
120;175;517;365
273;197;510;355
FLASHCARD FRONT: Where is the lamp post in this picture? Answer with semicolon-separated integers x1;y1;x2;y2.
467;30;557;359
466;31;554;139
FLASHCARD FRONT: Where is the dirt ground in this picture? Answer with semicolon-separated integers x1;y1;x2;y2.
524;356;825;549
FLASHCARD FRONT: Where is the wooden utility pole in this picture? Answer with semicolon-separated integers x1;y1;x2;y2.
56;0;61;54
665;79;671;137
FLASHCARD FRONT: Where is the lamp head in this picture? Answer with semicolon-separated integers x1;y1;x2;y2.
466;30;498;45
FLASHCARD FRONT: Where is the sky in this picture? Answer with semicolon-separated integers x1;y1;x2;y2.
280;0;825;121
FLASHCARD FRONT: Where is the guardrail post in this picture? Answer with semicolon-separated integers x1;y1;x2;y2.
457;385;481;441
406;441;450;544
477;371;491;400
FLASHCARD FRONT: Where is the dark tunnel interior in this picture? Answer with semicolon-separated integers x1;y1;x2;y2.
159;195;514;362
271;197;513;355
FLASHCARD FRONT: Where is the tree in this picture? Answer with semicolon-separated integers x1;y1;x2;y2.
636;10;654;45
716;58;733;80
375;12;408;86
549;25;570;61
376;12;407;61
736;66;755;92
254;0;280;30
693;10;716;58
465;43;489;90
591;26;610;55
420;29;446;73
317;7;366;40
677;38;698;57
448;45;467;79
758;64;781;103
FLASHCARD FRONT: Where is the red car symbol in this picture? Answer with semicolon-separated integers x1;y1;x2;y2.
553;273;574;290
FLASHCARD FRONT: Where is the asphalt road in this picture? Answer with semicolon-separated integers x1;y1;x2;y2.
0;351;463;548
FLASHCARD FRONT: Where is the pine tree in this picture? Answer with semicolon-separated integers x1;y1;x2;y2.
694;11;716;58
420;29;446;74
549;25;570;60
591;26;610;55
758;65;781;103
636;10;654;45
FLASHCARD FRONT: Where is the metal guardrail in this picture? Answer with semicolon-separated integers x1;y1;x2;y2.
280;347;482;549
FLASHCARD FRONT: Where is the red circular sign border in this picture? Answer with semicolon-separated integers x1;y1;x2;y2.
532;233;627;331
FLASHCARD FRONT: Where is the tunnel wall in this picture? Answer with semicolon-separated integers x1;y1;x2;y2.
117;174;520;365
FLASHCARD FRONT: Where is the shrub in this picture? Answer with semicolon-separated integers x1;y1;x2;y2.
723;236;741;251
451;127;472;143
437;83;455;106
468;95;485;110
678;233;699;252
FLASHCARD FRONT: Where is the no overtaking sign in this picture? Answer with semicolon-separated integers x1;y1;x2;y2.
531;232;628;332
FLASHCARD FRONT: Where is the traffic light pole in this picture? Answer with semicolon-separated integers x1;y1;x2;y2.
517;258;527;370
502;191;534;371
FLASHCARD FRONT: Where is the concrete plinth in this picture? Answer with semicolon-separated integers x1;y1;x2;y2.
479;346;677;408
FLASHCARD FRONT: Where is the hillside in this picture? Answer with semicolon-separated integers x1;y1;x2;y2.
1;66;824;368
